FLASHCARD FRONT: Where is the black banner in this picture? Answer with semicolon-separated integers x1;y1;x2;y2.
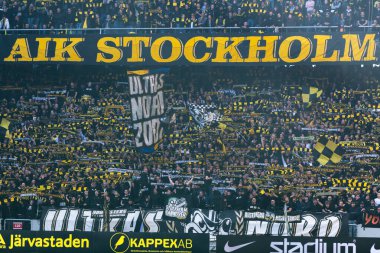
363;212;380;228
216;235;380;253
243;211;302;223
40;208;348;237
127;69;167;153
0;33;377;66
0;231;209;253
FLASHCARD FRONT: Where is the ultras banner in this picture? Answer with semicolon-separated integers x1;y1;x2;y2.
0;231;209;253
216;235;380;253
0;33;378;65
40;208;348;237
127;69;167;153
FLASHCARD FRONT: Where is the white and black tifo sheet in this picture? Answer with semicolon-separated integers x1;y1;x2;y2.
41;208;348;237
187;103;222;127
128;69;168;153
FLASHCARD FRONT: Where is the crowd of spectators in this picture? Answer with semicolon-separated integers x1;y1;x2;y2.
0;0;377;30
0;65;379;224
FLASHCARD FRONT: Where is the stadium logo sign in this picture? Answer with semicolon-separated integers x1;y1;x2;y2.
371;244;380;253
0;233;89;250
224;241;255;252
0;234;6;249
109;233;130;253
270;238;356;253
109;232;193;253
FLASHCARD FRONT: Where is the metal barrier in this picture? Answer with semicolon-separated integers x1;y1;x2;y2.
0;26;378;35
349;223;358;237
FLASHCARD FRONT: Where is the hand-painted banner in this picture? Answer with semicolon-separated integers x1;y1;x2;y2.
363;211;380;228
40;208;348;237
127;69;167;153
0;33;377;65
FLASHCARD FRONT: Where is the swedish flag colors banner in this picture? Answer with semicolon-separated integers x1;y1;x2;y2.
127;69;169;153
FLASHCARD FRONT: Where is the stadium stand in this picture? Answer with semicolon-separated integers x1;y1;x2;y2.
0;65;379;227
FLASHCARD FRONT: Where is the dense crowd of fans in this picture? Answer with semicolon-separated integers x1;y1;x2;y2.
0;65;379;224
0;0;378;30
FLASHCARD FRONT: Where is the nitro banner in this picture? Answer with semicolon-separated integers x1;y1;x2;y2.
0;33;378;65
243;213;347;236
363;212;380;228
127;69;167;153
41;208;348;237
217;235;380;253
0;231;209;253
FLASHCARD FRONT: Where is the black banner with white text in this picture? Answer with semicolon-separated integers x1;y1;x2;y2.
40;208;348;237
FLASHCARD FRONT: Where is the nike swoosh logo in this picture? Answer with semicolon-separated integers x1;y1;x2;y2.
371;244;380;253
224;241;255;252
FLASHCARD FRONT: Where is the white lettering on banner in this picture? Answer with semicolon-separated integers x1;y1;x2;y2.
318;215;341;237
109;218;121;232
81;210;95;231
130;95;164;120
270;223;285;236
123;211;141;232
129;76;142;95
270;239;356;253
143;210;163;232
245;214;342;236
245;221;269;235
66;209;80;231
129;72;165;150
55;209;68;231
42;209;57;231
293;214;317;236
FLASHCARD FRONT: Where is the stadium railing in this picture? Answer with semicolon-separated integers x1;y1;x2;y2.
0;26;378;35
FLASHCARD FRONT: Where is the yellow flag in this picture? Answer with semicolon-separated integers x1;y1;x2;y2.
83;16;88;29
